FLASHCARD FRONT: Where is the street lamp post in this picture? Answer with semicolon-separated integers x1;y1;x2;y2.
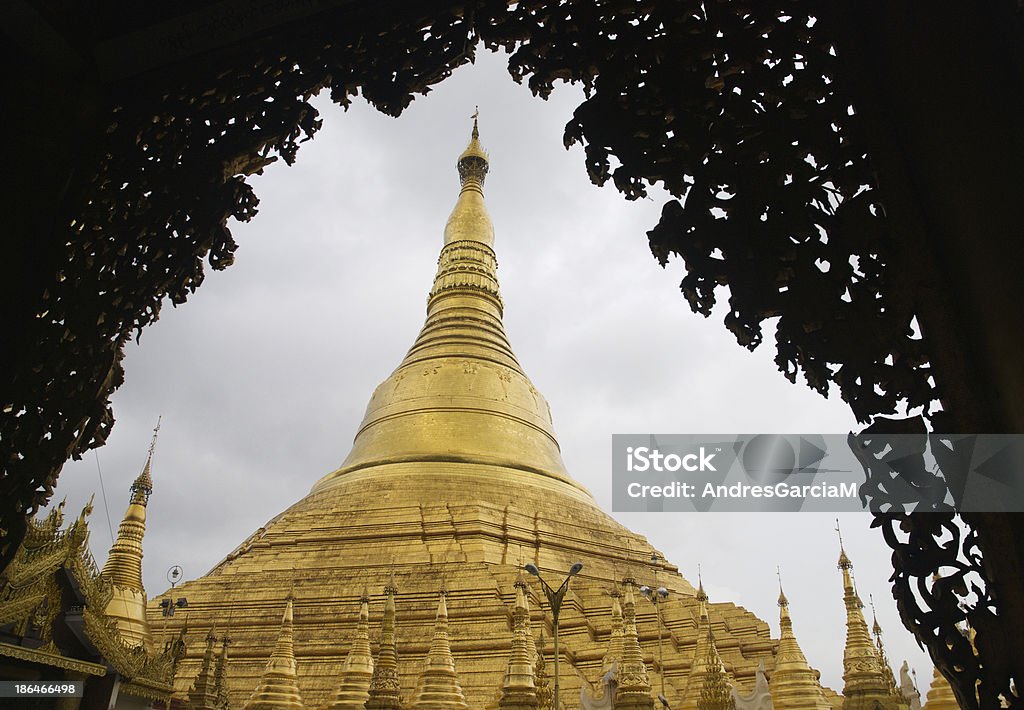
525;562;583;710
640;584;670;702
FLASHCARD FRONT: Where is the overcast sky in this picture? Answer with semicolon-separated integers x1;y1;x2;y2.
50;48;933;693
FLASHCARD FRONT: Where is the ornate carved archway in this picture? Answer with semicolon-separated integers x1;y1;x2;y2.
2;3;1021;706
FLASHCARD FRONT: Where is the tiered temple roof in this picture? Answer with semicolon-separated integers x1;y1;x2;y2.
0;447;180;706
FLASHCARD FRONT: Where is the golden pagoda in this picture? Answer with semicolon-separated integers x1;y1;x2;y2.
921;667;958;710
148;118;822;708
412;589;469;710
680;577;726;710
617;580;654;710
499;574;539;710
696;636;735;710
869;600;901;701
215;631;233;710
244;597;306;710
769;576;831;710
0;458;181;706
327;590;376;710
601;585;625;675
366;575;403;710
836;534;906;710
101;424;159;650
190;627;223;710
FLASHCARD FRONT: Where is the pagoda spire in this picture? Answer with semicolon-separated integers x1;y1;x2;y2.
921;667;958;710
616;578;654;710
695;632;734;710
411;588;469;710
869;596;900;698
100;419;159;649
769;571;831;710
243;597;306;710
602;582;625;674
499;573;539;710
696;568;709;624
835;523;894;710
189;626;221;710
327;590;375;710
366;574;403;710
534;633;554;710
682;573;726;710
312;113;582;496
214;629;232;710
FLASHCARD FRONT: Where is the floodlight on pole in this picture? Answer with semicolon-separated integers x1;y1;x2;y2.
640;583;670;700
524;562;584;710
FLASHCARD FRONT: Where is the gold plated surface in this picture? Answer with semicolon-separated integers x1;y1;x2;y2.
412;590;469;710
147;121;795;709
190;628;223;710
101;439;156;650
0;498;177;703
616;581;654;710
836;545;905;710
921;667;958;710
244;597;306;710
499;573;539;710
366;577;402;710
769;582;831;710
601;587;625;674
327;592;375;710
313;118;577;495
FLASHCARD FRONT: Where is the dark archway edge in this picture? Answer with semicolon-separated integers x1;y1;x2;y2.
1;1;1020;705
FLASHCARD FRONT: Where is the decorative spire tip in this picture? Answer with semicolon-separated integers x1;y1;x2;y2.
457;107;488;187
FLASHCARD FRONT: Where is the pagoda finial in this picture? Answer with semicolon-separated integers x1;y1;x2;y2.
132;416;160;504
456;109;489;191
777;566;788;608
836;519;852;570
696;566;709;626
243;598;305;710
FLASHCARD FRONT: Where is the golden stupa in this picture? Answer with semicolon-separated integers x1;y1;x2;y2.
145;119;845;710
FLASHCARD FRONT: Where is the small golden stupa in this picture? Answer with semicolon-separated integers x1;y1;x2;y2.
140;117;912;710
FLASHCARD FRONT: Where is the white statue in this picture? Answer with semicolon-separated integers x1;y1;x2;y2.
732;661;774;710
900;661;922;710
581;663;617;710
